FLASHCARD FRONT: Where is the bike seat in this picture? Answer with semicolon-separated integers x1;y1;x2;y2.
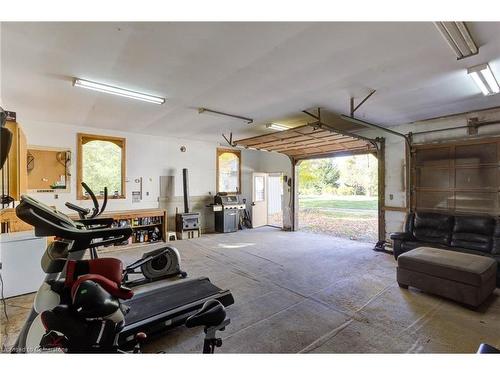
185;300;226;328
71;274;133;301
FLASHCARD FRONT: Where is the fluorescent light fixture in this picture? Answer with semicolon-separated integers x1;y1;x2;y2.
266;123;290;131
73;78;165;104
467;63;500;96
434;22;478;60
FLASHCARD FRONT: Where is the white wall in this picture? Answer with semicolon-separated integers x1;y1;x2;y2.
21;120;218;213
240;148;292;206
18;119;292;232
29;104;500;240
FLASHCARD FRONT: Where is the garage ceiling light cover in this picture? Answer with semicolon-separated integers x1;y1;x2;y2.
434;22;478;60
467;63;500;96
266;123;290;131
73;78;166;104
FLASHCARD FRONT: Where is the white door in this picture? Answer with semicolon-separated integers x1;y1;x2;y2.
267;173;283;228
252;172;268;227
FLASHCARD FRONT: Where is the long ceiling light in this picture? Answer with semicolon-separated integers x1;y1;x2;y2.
73;78;165;104
434;22;478;60
266;123;290;131
467;63;500;96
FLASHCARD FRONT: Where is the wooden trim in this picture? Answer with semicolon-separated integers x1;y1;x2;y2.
3;122;28;200
77;133;126;200
412;134;500;149
377;138;386;242
216;148;241;194
68;208;166;220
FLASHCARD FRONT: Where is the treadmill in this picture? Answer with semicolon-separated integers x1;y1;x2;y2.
13;195;234;350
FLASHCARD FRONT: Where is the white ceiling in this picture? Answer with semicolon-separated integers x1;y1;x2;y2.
2;22;500;141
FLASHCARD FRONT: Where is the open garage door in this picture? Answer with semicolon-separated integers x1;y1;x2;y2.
235;121;385;243
234;122;377;159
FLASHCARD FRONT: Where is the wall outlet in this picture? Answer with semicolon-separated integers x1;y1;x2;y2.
389;194;394;200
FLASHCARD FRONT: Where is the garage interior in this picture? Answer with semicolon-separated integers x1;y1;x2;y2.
1;21;500;355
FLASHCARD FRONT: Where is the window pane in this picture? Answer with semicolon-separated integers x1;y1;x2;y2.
254;176;265;202
218;152;239;192
82;140;122;196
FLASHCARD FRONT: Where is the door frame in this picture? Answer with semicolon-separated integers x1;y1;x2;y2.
290;140;386;243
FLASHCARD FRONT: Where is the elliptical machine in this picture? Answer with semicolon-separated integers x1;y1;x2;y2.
66;182;187;285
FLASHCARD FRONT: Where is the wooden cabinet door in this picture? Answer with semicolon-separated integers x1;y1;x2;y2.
17;126;28;197
3;122;28;200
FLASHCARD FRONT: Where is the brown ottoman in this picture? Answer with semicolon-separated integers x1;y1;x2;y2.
397;247;497;307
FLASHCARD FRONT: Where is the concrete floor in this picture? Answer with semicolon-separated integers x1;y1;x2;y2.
2;227;500;353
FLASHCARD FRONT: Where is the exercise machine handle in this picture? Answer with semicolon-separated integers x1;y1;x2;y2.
81;182;99;218
99;187;108;216
65;202;90;219
25;207;132;247
75;217;115;227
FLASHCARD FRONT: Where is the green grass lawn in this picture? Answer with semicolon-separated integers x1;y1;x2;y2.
315;210;376;219
299;195;378;210
298;195;378;241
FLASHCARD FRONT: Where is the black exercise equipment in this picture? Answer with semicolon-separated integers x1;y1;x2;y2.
1;107;12;169
1;107;14;211
186;299;231;353
12;195;234;353
65;182;107;219
65;182;187;284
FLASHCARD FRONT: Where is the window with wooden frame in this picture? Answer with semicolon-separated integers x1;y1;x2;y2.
77;133;126;199
216;148;241;194
412;136;500;215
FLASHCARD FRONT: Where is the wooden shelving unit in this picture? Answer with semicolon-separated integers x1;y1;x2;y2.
2;206;168;251
71;208;168;249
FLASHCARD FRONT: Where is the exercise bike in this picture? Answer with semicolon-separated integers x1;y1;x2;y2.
12;195;233;353
66;182;187;286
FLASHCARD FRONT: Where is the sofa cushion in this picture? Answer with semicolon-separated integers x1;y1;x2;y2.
492;220;500;255
412;212;454;246
453;215;495;236
450;215;494;253
398;247;497;287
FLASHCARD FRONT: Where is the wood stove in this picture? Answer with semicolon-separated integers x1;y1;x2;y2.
176;168;201;239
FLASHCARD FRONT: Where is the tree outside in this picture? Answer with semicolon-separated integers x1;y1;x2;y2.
298;154;378;242
82;140;122;196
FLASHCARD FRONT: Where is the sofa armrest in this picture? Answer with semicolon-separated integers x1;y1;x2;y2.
390;232;413;260
390;232;413;241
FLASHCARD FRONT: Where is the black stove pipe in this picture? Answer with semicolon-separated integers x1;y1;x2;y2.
182;168;189;213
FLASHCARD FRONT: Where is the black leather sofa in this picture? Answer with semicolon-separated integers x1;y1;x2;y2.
391;211;500;287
